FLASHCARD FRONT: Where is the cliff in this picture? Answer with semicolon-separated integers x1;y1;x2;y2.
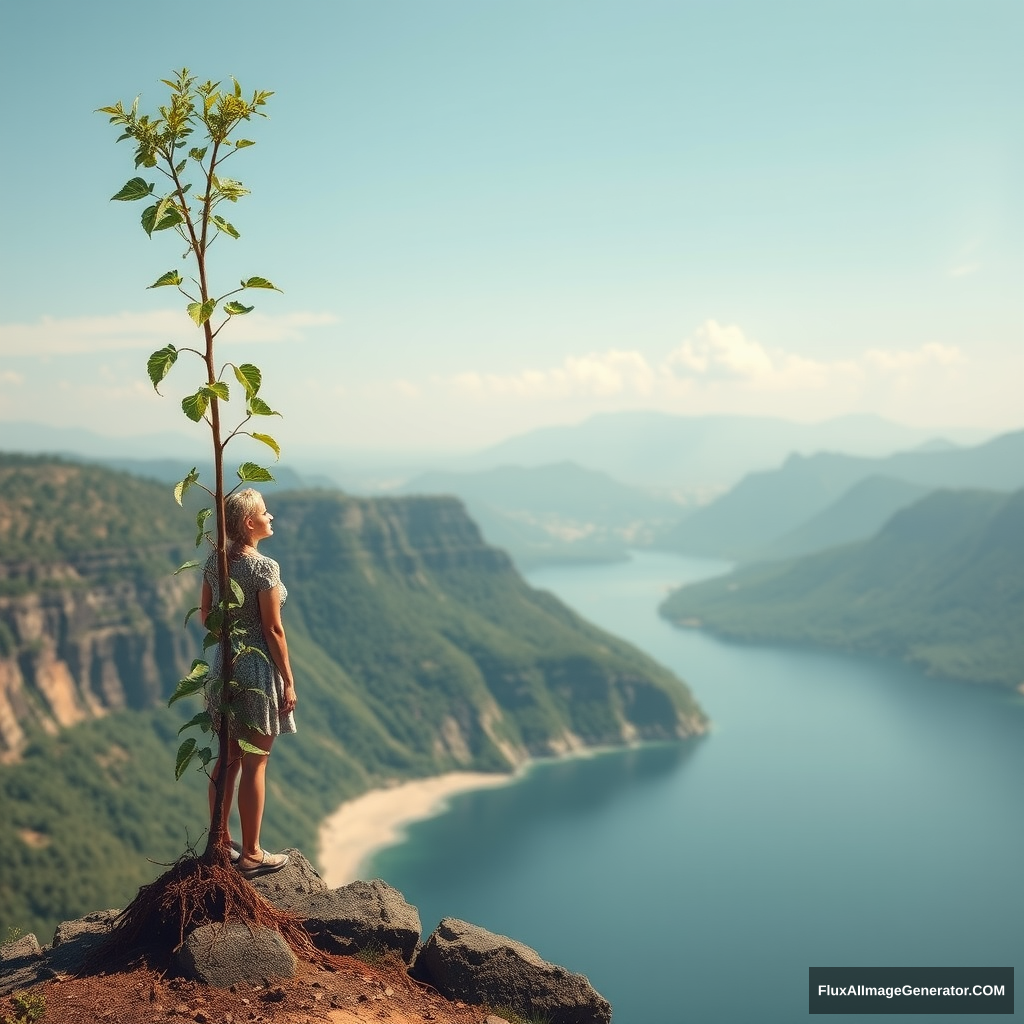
0;455;705;938
0;456;197;760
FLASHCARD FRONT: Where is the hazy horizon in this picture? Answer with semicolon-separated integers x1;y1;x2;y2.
2;2;1021;454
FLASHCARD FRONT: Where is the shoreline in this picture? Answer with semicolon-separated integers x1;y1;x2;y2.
316;741;690;886
317;771;515;886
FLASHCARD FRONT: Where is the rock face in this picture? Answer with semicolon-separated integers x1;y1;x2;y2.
413;917;613;1024
0;560;194;761
293;879;422;964
0;850;614;1022
172;922;298;987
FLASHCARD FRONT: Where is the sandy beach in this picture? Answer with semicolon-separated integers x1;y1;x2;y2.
317;772;514;886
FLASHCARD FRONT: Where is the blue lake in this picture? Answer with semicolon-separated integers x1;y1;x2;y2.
366;551;1023;1023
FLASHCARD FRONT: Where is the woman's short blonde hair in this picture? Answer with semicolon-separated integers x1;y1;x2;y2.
224;488;264;544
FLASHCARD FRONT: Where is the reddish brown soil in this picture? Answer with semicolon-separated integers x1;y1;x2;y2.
2;957;501;1024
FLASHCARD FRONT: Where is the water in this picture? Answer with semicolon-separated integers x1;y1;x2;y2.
367;551;1024;1022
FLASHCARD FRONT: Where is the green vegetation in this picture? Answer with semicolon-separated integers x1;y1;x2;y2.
99;69;288;849
661;488;1024;688
0;459;703;939
1;992;46;1024
0;454;185;563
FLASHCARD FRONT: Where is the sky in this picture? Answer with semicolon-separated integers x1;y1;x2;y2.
1;0;1021;457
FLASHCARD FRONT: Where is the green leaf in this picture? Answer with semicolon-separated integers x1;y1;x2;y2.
233;363;261;396
175;738;197;779
229;578;245;607
148;270;182;289
241;276;282;291
141;201;183;236
237;738;270;756
168;662;210;707
110;177;154;201
248;396;281;417
204;381;230;401
237;462;274;483
174;467;199;506
187;299;217;326
147;344;177;392
182;390;209;422
234;139;255;149
251;432;281;459
178;710;213;736
183;605;201;628
195;507;213;546
224;301;254;316
189;146;208;161
212;215;240;239
197;746;213;766
211;175;249;200
175;159;187;175
173;559;201;575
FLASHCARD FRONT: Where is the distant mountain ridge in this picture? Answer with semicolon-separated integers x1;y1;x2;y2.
399;462;684;568
662;429;1024;560
458;411;991;490
661;487;1024;689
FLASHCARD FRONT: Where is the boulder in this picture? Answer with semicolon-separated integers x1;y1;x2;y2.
0;933;43;998
172;921;298;987
0;934;41;963
248;847;329;911
49;909;121;975
294;879;421;964
0;910;121;996
413;918;612;1024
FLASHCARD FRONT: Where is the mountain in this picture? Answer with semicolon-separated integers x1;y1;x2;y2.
0;454;704;937
456;411;990;491
755;475;932;561
398;462;685;568
660;488;1024;689
0;421;195;461
662;429;1024;559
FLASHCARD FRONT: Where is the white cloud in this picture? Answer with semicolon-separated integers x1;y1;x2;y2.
863;342;965;373
452;349;657;400
434;321;968;409
668;320;774;379
0;309;338;356
0;370;24;385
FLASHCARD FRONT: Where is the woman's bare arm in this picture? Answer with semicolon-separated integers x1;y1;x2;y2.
258;585;297;714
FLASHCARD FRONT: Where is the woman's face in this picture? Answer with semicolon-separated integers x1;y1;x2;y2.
247;499;274;542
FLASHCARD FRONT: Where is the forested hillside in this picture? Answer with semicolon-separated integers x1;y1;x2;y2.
661;488;1024;689
0;455;704;939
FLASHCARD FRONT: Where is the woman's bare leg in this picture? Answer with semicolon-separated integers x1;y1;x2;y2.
237;734;275;859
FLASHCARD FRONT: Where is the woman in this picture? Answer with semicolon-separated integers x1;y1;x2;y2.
201;487;297;878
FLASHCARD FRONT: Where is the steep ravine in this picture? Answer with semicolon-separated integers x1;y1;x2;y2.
0;458;706;938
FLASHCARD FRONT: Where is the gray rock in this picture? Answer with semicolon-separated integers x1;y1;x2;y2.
413;918;612;1024
49;909;121;975
0;910;121;996
0;934;44;997
0;934;41;963
248;847;329;911
172;921;298;987
294;879;421;964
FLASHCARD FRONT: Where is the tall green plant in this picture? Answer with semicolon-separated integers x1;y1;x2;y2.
99;69;282;860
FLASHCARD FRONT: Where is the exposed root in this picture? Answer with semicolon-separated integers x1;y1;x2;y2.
82;854;329;973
